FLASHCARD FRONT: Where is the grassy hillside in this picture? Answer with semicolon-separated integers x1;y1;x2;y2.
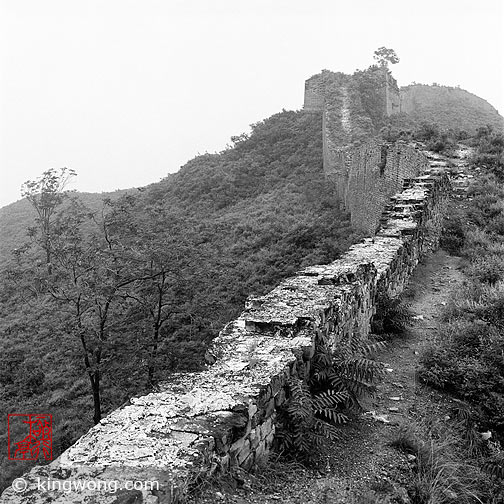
400;84;504;133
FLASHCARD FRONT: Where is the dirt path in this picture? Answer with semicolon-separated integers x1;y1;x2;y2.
194;249;465;503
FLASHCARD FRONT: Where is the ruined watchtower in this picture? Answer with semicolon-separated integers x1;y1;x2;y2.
303;68;422;235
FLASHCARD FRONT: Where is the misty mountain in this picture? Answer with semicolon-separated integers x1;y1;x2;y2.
399;83;504;132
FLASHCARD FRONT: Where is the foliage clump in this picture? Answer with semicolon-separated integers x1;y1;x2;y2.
276;333;384;460
471;125;504;179
389;422;494;503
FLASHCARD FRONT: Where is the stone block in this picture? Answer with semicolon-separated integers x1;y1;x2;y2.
259;417;273;440
265;429;275;447
240;452;255;471
270;374;284;396
236;440;251;466
248;403;258;419
230;437;249;457
249;429;259;450
254;441;269;467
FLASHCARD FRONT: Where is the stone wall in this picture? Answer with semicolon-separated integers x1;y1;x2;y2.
304;69;401;119
345;141;429;234
323;139;430;234
304;77;325;112
2;150;452;504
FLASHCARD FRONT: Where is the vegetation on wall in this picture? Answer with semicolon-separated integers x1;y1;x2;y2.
351;66;388;132
373;47;400;68
352;46;400;133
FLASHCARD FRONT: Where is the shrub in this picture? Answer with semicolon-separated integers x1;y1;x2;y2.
412;123;457;154
461;229;494;261
466;254;504;285
486;214;504;236
476;283;504;328
414;122;440;142
427;136;452;154
275;377;348;458
276;336;385;459
379;125;401;142
419;345;465;390
471;127;504;179
420;320;504;429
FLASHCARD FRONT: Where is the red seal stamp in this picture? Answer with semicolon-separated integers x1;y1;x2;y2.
8;414;53;461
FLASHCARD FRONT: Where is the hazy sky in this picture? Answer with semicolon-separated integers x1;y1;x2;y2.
1;0;503;207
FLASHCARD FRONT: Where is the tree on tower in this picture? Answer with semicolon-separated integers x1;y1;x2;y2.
373;47;400;68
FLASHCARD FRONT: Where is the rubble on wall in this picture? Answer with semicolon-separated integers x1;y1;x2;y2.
2;150;452;504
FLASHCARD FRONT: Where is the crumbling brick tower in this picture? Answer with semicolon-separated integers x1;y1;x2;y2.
303;69;423;235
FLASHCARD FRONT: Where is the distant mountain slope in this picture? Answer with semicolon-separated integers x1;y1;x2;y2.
0;199;34;268
400;84;504;132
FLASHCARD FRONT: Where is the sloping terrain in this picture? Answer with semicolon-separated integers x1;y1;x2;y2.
400;84;504;133
0;190;131;270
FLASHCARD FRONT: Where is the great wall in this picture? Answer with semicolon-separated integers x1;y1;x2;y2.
2;69;471;503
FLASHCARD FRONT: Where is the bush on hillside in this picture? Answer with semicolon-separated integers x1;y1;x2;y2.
0;109;364;492
420;320;504;428
466;254;504;285
471;126;504;179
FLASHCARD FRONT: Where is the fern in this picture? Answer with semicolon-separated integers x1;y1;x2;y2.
277;330;385;459
277;377;348;459
312;337;385;411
